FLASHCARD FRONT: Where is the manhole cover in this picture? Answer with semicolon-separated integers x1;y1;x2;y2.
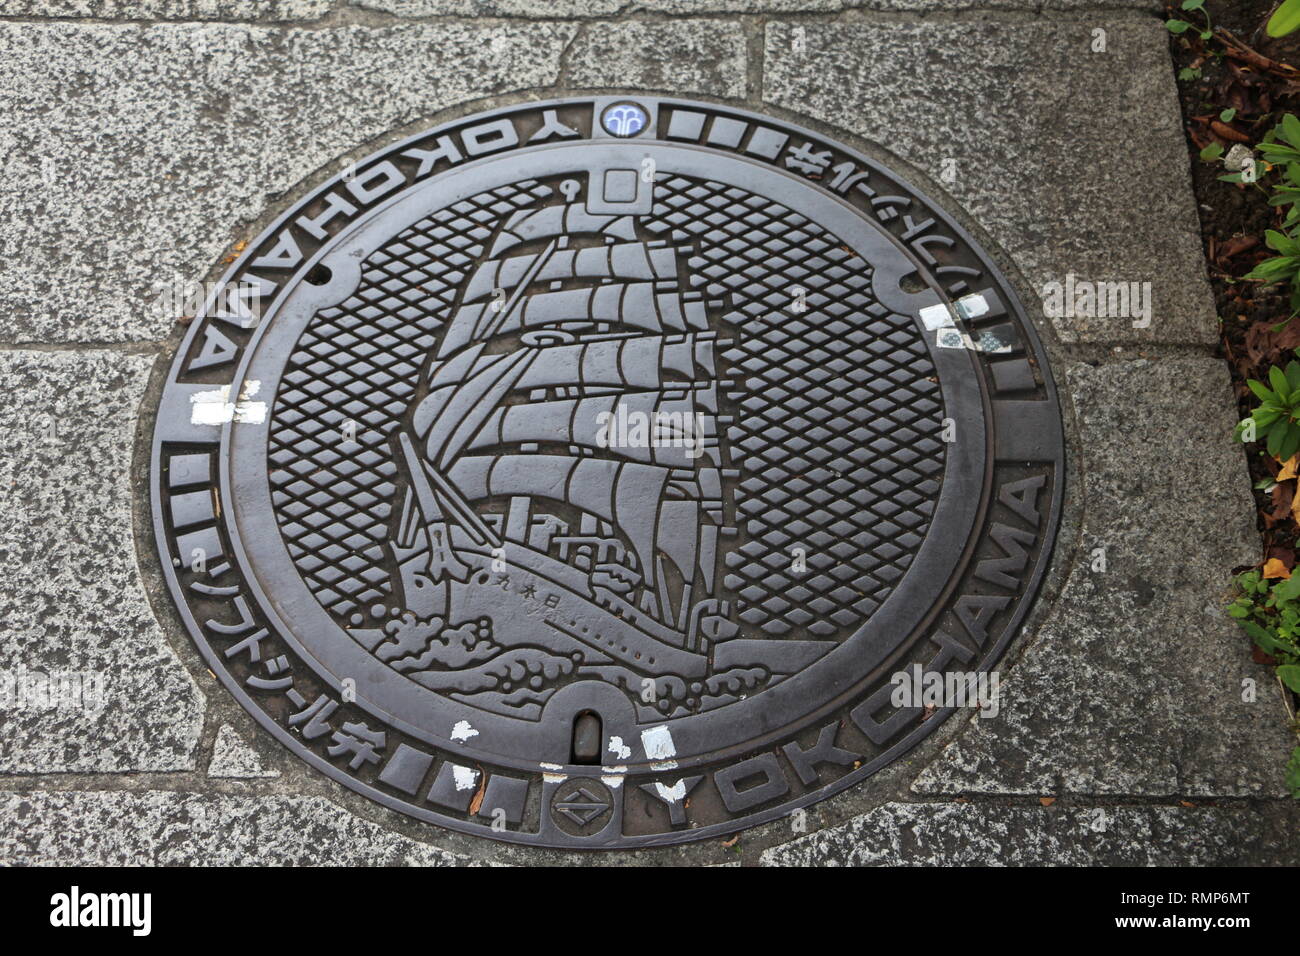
150;96;1063;848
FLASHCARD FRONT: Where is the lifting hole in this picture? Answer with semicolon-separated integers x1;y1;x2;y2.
898;270;926;294
305;263;333;286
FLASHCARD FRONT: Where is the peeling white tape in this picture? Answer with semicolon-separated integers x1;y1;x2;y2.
450;719;478;743
601;775;625;789
189;380;266;426
935;328;1013;354
608;735;632;761
919;303;954;331
641;725;678;770
954;292;989;320
922;293;990;339
451;764;479;791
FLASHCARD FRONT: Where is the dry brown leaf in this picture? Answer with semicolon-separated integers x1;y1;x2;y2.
467;774;486;816
1269;481;1296;527
1267;545;1296;573
1263;557;1292;579
1211;120;1251;142
1278;455;1299;482
1039;796;1056;807
221;239;249;264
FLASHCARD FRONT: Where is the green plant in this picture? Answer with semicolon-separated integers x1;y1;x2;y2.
1234;350;1300;460
1240;115;1300;311
1269;0;1300;38
1253;113;1300;228
1167;0;1214;40
1226;568;1300;796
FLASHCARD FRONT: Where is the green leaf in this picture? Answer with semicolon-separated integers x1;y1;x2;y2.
1266;230;1300;255
1178;66;1202;81
1242;620;1280;651
1277;425;1300;463
1269;422;1286;457
1276;573;1300;602
1200;142;1225;162
1244;256;1299;282
1269;0;1300;38
1248;378;1277;403
1270;363;1291;398
1258;143;1300;160
1283;114;1300;150
1182;0;1206;10
1220;107;1237;123
1166;18;1192;34
1285;747;1300;799
1287;360;1300;390
1278;664;1300;692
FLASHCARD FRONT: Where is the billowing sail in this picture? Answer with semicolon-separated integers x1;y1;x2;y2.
463;385;720;469
461;242;683;302
439;283;710;355
391;179;737;661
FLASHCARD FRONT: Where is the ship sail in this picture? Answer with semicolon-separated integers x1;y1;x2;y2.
460;385;719;468
390;177;738;671
460;241;683;302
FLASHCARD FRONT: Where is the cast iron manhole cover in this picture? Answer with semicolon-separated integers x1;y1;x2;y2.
151;96;1063;848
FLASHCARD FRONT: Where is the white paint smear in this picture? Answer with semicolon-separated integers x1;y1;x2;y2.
450;720;478;743
608;735;632;761
653;780;688;804
190;381;266;425
451;764;479;791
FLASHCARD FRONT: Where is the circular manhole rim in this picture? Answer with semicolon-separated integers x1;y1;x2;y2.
148;94;1065;849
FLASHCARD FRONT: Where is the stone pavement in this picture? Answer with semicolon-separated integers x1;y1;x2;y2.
1;0;1296;866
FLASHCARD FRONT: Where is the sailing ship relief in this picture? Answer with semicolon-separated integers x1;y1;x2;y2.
356;171;832;720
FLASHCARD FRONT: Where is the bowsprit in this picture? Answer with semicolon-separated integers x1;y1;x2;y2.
149;96;1064;849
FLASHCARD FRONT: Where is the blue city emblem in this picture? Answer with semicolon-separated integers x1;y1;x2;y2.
601;102;649;137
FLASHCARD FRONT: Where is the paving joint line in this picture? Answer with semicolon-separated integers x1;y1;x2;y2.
0;341;168;354
553;20;584;88
0;6;1165;30
1;773;1293;815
